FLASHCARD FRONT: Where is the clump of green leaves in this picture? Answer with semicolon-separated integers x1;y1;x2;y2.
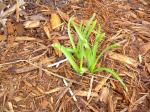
52;13;126;88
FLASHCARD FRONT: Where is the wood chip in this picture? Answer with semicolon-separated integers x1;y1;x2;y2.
6;21;14;34
24;20;40;29
108;95;114;112
0;0;25;18
0;2;6;11
140;42;150;55
13;96;23;102
57;9;70;21
95;74;111;92
41;99;49;109
108;52;139;67
15;23;25;36
99;87;109;103
43;25;51;39
0;34;6;41
74;90;98;97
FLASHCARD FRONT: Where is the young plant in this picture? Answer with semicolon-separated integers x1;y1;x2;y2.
52;14;126;88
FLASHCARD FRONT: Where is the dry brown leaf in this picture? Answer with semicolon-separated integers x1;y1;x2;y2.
50;13;61;30
108;52;139;67
24;20;40;29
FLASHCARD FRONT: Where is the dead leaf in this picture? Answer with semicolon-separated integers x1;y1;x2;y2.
24;20;40;29
50;13;62;30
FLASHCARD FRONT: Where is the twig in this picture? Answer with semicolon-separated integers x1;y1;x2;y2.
0;59;26;67
47;58;67;68
87;75;94;100
25;60;81;85
63;79;77;102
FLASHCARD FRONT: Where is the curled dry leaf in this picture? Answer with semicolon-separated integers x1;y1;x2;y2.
50;13;61;30
23;20;40;29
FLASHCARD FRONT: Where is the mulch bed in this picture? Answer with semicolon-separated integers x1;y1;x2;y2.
0;0;150;112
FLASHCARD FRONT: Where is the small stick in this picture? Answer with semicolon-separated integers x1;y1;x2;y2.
63;79;77;102
87;75;94;100
47;58;67;68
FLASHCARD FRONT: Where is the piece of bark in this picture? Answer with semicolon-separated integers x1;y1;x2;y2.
108;52;139;67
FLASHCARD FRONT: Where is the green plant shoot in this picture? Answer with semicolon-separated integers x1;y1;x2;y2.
52;13;126;89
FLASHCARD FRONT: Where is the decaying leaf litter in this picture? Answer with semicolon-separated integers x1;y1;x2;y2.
0;0;150;112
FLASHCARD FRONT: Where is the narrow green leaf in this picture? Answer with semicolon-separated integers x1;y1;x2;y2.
68;17;76;50
86;19;97;39
72;21;90;49
94;67;126;88
91;44;118;72
84;13;96;37
52;43;80;74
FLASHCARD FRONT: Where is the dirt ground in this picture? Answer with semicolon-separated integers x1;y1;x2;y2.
0;0;150;112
